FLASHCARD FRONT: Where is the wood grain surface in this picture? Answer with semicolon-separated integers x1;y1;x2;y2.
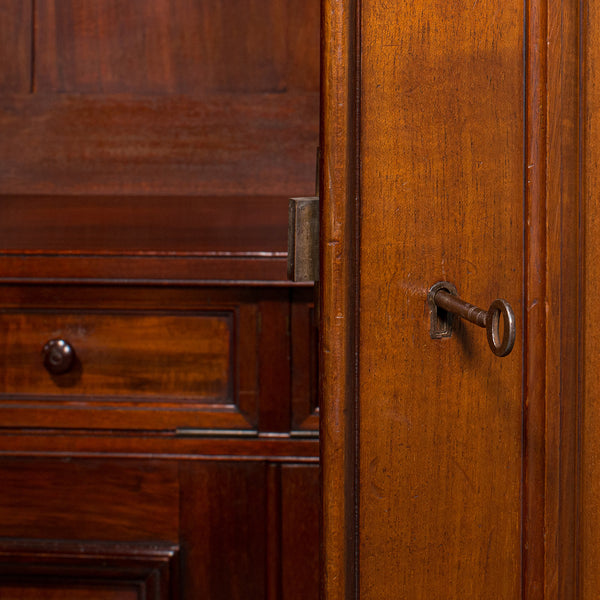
0;2;321;598
582;0;600;596
321;0;583;596
358;1;523;596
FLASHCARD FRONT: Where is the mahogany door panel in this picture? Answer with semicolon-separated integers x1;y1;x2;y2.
358;2;523;595
179;461;320;599
321;0;579;597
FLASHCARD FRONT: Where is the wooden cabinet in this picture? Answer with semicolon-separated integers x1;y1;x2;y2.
0;2;319;598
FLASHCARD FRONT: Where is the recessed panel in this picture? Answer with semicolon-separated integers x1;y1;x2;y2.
0;310;233;402
0;0;31;92
35;0;298;94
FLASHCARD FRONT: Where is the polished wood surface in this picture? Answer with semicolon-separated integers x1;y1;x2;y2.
359;1;522;595
0;1;320;598
319;0;359;597
0;197;290;254
0;460;317;599
35;0;318;95
0;285;320;435
0;310;232;399
0;0;319;197
0;93;318;197
540;0;580;595
0;196;305;283
321;0;582;597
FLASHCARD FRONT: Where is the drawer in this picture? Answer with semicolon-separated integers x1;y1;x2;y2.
0;289;262;432
0;310;233;401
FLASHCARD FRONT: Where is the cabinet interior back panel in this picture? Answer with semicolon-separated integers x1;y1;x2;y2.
0;0;320;196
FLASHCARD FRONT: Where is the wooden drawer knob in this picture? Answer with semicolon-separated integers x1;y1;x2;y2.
42;339;75;375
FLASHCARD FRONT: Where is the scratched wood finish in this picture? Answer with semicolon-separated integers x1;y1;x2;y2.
322;0;583;597
358;1;523;596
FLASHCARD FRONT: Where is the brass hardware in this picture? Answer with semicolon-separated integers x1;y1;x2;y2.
428;282;516;357
288;196;319;282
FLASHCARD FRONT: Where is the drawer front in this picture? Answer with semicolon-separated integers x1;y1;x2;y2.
0;300;259;432
0;310;233;401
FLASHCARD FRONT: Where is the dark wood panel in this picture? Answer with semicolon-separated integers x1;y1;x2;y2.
0;254;293;285
0;197;289;255
0;586;138;600
258;297;291;432
0;459;179;542
280;464;319;600
291;293;318;432
0;1;31;92
180;461;267;599
0;539;179;600
0;430;319;461
0;93;319;196
0;309;232;401
35;0;318;94
286;0;320;92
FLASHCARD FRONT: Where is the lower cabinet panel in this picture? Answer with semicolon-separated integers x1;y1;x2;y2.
0;458;319;600
0;539;178;600
0;586;139;600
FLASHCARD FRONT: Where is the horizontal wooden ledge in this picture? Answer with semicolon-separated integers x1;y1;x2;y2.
0;254;295;284
0;195;315;283
0;430;320;460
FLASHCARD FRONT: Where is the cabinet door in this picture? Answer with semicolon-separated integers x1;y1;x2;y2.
321;0;580;597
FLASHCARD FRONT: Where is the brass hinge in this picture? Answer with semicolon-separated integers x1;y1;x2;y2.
287;196;319;282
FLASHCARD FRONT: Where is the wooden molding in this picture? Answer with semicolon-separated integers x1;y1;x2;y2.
0;539;179;600
319;0;360;598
